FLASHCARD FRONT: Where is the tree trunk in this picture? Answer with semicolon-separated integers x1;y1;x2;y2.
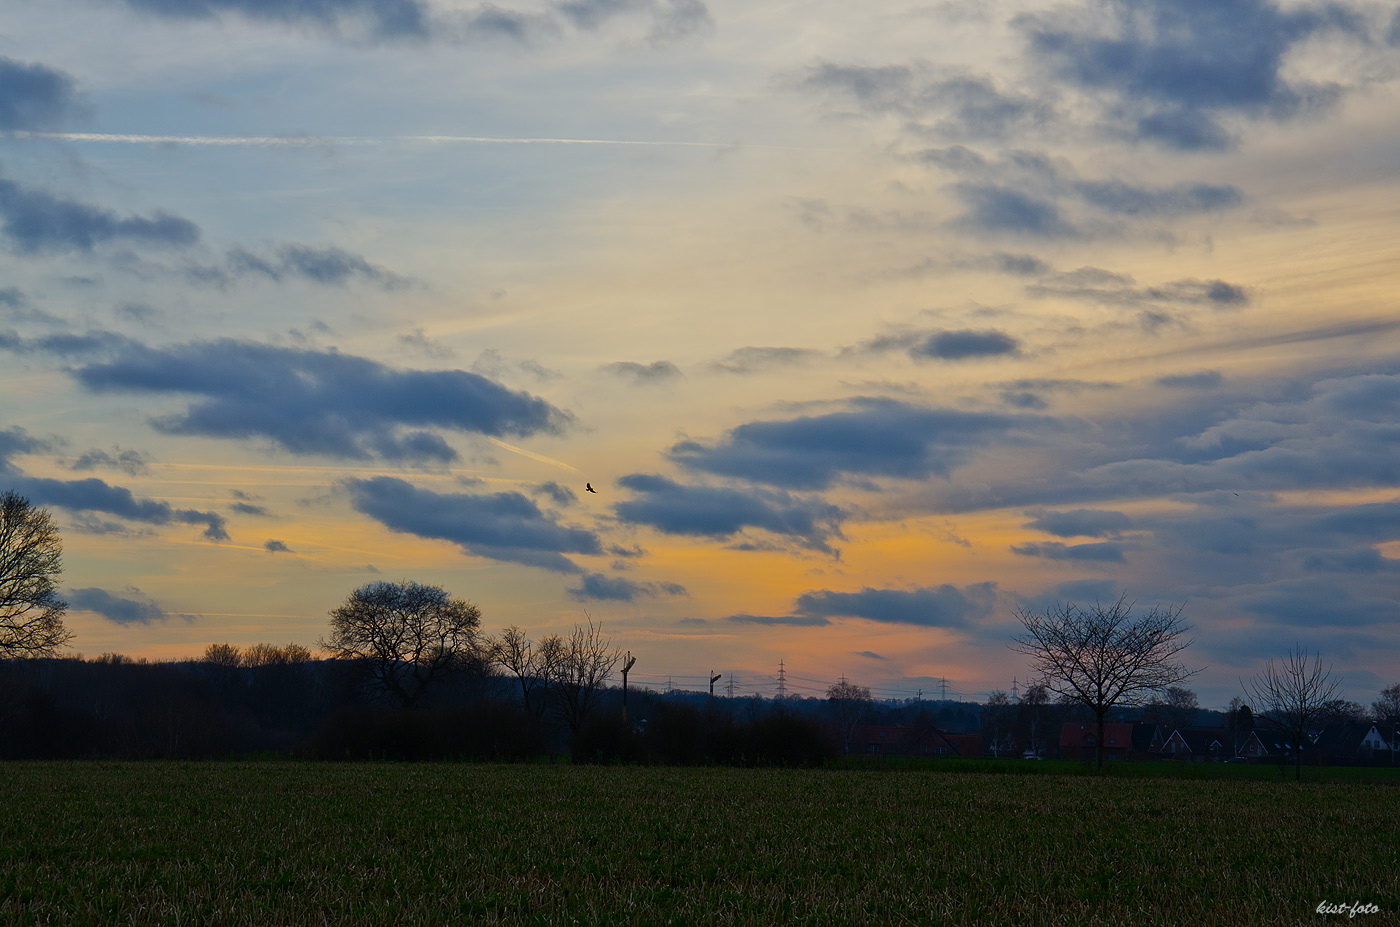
1096;710;1107;770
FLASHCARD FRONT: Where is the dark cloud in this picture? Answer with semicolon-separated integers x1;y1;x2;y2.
0;432;227;540
1238;580;1400;629
0;56;85;131
950;183;1075;238
604;360;683;383
854;650;889;661
68;587;183;625
1010;540;1129;563
533;481;578;506
1020;0;1364;150
795;582;997;628
670;397;1030;490
230;501;271;517
729;582;997;629
916;146;1246;239
0;173;200;255
71;338;570;463
797;62;1055;140
395;329;454;359
192;244;409;290
119;0;433;40
727;612;832;627
115;0;710;45
566;571;686;602
1157;371;1224;389
18;476;229;540
709;347;821;375
69;447;150;476
345;476;602;573
912;329;1021;361
1024;509;1132;539
263;539;293;553
1026;268;1250;308
614;473;845;553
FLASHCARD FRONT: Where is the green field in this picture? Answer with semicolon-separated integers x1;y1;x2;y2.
1;763;1396;926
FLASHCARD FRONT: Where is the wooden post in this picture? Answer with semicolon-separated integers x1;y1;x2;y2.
621;651;637;723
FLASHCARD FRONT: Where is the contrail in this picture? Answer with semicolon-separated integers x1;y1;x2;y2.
484;436;581;473
7;131;829;152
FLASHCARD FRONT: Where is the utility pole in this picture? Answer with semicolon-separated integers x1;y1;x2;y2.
709;671;722;703
940;677;947;701
726;674;736;698
776;660;787;700
620;651;637;723
1012;676;1019;701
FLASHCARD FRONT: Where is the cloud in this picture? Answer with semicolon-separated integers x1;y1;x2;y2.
796;62;1055;140
1238;580;1400;629
114;0;711;46
231;501;271;516
14;475;230;540
614;473;846;553
1020;0;1365;149
728;582;998;629
915;146;1245;238
950;183;1077;238
1157;371;1224;389
566;571;686;602
68;587;184;625
0;434;228;540
69;447;150;476
533;481;578;506
670;397;1031;489
1010;540;1129;563
709;347;822;375
1026;268;1249;309
263;539;293;553
727;613;832;627
1024;509;1132;539
604;360;683;383
912;329;1021;361
71;338;570;463
345;476;602;573
0;173;200;255
190;244;410;290
0;56;86;131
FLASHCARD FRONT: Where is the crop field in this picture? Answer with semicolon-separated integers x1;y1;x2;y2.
1;763;1396;926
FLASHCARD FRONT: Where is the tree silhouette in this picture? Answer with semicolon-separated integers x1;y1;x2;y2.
1012;594;1198;768
1244;645;1341;781
0;491;73;658
321;581;482;709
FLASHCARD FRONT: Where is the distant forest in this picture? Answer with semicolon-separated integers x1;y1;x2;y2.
0;650;1238;764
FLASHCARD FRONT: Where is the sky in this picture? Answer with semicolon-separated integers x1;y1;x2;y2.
3;0;1400;708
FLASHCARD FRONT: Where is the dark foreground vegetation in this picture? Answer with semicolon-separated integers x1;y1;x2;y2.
0;762;1395;926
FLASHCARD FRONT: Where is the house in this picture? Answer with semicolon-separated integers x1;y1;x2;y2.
1311;723;1395;766
850;725;972;757
1060;721;1159;762
1241;730;1293;760
1160;728;1229;761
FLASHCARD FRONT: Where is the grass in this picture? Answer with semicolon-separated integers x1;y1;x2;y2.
1;762;1397;925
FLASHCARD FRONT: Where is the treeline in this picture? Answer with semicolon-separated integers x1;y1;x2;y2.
0;647;912;765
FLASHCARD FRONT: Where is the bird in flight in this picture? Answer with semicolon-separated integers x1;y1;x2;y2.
586;483;597;494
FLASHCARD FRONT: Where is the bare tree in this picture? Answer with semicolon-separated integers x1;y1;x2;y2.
320;581;482;709
1244;645;1342;781
202;642;242;666
1373;683;1400;726
550;617;620;734
982;690;1015;757
1012;595;1198;768
826;676;873;753
486;625;563;719
0;491;73;658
